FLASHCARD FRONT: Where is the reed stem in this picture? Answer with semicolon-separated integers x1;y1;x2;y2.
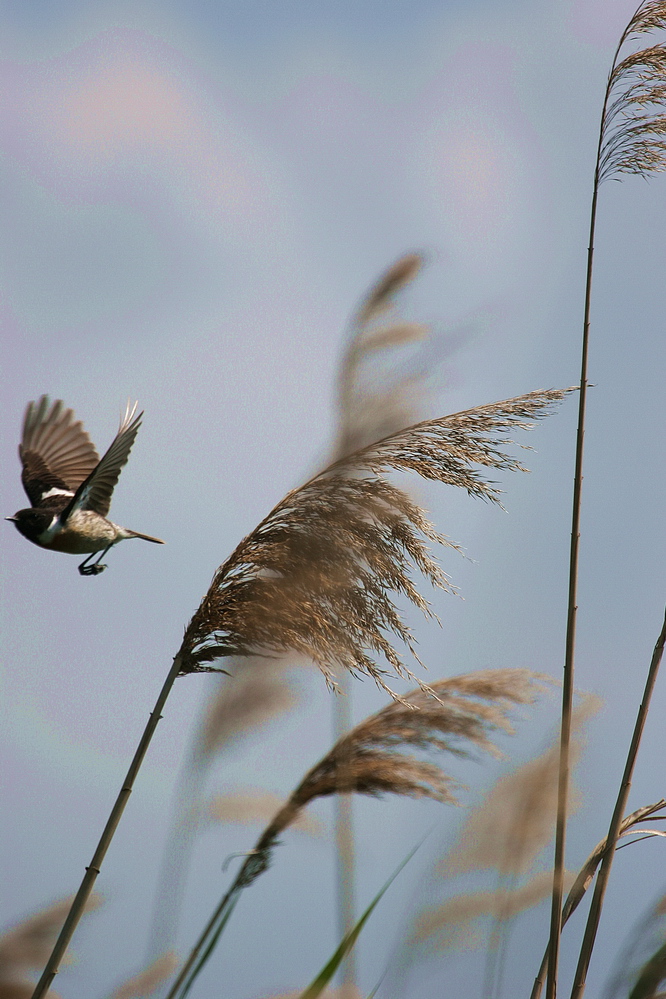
545;26;622;992
31;655;184;999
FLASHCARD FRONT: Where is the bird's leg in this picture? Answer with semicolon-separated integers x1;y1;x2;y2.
78;547;111;576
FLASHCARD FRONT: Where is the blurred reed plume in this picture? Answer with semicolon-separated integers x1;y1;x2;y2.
0;895;100;998
335;253;429;458
175;387;569;698
264;989;362;999
196;659;298;759
532;801;666;999
413;871;573;952
166;669;547;999
107;953;179;999
389;696;595;998
443;694;598;881
207;790;323;835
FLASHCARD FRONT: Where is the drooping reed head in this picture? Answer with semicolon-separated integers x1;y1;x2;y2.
176;389;571;697
599;1;666;182
262;669;547;842
336;253;430;458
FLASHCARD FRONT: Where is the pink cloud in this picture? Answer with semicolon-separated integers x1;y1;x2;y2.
58;54;194;149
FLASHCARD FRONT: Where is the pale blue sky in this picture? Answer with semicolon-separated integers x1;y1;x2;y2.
1;1;665;997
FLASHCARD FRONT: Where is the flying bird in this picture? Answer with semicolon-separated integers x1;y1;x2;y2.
6;396;165;575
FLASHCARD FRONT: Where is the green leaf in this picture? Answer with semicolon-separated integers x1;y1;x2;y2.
298;840;423;999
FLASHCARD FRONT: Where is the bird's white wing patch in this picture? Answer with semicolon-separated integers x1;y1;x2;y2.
41;487;75;501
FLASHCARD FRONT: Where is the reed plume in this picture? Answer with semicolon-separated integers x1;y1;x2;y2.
336;253;429;458
413;871;573;953
332;251;435;994
0;895;100;998
207;791;323;835
548;5;666;995
444;694;597;881
175;388;569;698
165;669;546;999
107;953;179;999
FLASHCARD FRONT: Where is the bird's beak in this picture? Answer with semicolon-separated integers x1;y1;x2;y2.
5;516;18;522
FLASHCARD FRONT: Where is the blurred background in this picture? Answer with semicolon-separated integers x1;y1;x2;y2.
0;0;665;996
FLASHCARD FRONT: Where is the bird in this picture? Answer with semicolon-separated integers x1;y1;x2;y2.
6;396;165;575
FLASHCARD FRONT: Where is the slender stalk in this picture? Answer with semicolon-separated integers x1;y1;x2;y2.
332;673;357;995
545;26;625;994
545;145;599;999
31;655;184;999
164;832;273;999
569;608;666;997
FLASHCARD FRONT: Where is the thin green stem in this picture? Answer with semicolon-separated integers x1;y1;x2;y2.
570;608;666;997
31;655;184;999
164;830;276;999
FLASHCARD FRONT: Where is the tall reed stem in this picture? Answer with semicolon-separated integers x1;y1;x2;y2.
545;33;622;997
569;607;666;997
31;655;184;999
545;151;599;999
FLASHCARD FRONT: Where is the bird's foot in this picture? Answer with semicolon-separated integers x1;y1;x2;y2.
79;562;107;576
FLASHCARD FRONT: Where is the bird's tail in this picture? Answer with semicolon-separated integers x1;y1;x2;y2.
128;530;165;544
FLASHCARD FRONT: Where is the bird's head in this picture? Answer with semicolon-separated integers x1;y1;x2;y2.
5;508;53;541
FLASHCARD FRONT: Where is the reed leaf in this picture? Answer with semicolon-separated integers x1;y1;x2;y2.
297;842;422;999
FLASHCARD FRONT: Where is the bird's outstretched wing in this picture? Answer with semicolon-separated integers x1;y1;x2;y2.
60;402;143;520
19;397;100;507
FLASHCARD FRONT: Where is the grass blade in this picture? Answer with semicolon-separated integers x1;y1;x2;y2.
298;840;423;999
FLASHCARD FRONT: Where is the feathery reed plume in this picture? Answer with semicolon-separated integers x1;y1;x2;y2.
165;669;546;999
548;5;666;995
108;953;179;999
207;791;323;835
176;388;570;698
531;801;666;999
0;895;100;995
386;697;592;997
262;989;362;999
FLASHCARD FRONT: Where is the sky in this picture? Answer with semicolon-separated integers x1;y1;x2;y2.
1;0;665;997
